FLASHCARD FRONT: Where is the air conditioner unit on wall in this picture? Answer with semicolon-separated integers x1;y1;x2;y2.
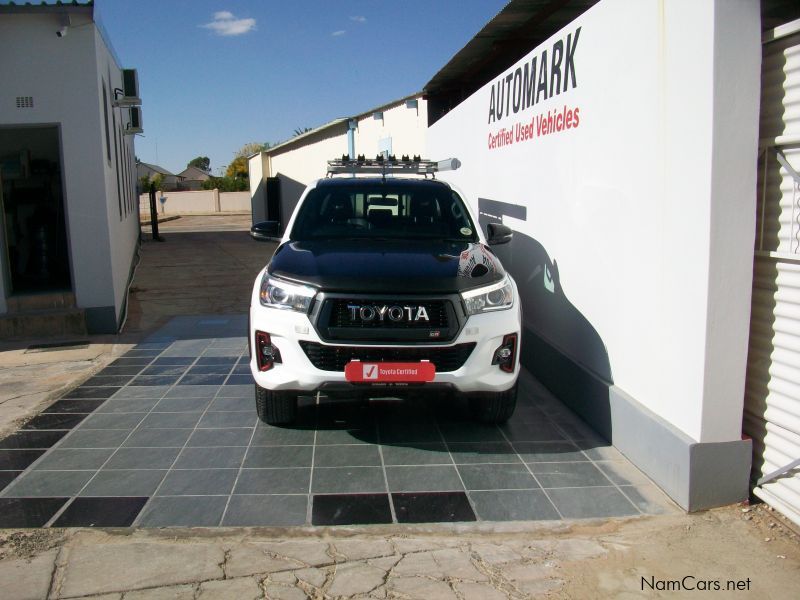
124;106;143;135
114;69;141;107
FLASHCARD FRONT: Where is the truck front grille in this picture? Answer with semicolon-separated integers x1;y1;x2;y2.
327;299;450;329
299;342;476;372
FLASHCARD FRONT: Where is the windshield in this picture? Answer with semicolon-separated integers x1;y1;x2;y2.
290;183;479;242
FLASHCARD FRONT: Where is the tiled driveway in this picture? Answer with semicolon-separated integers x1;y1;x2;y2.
0;316;675;528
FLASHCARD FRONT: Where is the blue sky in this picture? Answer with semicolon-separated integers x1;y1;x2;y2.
95;0;508;176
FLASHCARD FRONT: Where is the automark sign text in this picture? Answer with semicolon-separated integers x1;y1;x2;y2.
487;26;581;150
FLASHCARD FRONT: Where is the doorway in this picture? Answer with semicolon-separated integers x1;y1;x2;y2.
0;126;71;294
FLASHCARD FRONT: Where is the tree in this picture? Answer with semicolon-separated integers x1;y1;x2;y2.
187;156;210;172
225;156;249;179
293;127;312;137
225;142;269;179
151;173;166;191
138;174;165;192
202;176;248;192
239;142;269;157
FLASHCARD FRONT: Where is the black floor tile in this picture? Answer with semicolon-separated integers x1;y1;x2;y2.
134;342;170;350
0;471;22;492
0;497;68;527
187;365;233;375
0;430;68;449
312;493;392;525
129;376;180;386
21;413;88;430
44;399;107;414
62;387;121;399
153;357;195;366
179;374;227;385
83;375;135;387
0;449;46;470
226;374;254;385
124;349;163;357
52;497;148;527
111;357;153;367
231;364;252;375
141;365;190;377
393;491;476;523
97;365;146;377
196;356;237;365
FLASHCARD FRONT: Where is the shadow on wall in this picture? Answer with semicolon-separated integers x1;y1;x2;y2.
251;177;267;224
275;174;307;235
478;198;614;439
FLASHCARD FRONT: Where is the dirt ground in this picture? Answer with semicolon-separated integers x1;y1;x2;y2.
557;503;799;598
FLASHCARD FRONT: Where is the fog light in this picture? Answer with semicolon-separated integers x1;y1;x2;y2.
255;331;282;372
492;333;518;373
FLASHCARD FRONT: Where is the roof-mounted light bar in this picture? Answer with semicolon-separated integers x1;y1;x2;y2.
327;154;461;177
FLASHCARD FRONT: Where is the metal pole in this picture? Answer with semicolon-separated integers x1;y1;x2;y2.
149;182;163;241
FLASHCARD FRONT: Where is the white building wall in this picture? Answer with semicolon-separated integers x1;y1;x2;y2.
267;96;428;187
700;0;761;441
0;11;139;332
353;99;428;160
94;28;140;329
428;0;759;445
268;128;349;186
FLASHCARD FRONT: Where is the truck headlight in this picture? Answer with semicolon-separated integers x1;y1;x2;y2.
462;276;514;315
259;274;316;313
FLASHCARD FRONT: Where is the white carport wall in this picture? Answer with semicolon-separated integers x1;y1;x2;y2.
745;18;800;527
428;0;760;511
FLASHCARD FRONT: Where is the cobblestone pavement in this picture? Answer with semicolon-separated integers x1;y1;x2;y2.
3;527;578;599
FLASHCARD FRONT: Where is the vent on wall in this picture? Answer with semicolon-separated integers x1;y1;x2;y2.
113;69;141;107
16;96;34;108
124;106;143;135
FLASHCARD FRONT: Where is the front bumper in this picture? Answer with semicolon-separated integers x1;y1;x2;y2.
249;269;521;395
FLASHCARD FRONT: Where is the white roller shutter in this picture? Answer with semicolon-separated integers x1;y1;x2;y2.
745;19;800;526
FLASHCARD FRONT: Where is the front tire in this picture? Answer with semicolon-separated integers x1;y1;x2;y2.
255;384;298;425
470;383;517;424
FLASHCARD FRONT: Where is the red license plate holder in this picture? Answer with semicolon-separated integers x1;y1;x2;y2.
344;361;435;383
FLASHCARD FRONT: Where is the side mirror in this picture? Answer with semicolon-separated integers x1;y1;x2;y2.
486;223;513;245
250;221;280;241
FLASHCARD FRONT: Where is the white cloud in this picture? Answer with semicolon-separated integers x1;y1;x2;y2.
332;30;346;37
350;16;366;23
202;11;256;36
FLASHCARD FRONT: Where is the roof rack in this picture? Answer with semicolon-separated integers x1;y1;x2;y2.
326;154;460;178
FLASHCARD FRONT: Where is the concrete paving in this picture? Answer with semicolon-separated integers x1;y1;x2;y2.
127;214;274;335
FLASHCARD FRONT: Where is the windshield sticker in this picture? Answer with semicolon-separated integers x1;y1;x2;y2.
457;245;497;278
460;227;472;236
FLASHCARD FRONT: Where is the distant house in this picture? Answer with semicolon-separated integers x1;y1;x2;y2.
136;161;182;191
177;165;211;191
0;1;141;335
